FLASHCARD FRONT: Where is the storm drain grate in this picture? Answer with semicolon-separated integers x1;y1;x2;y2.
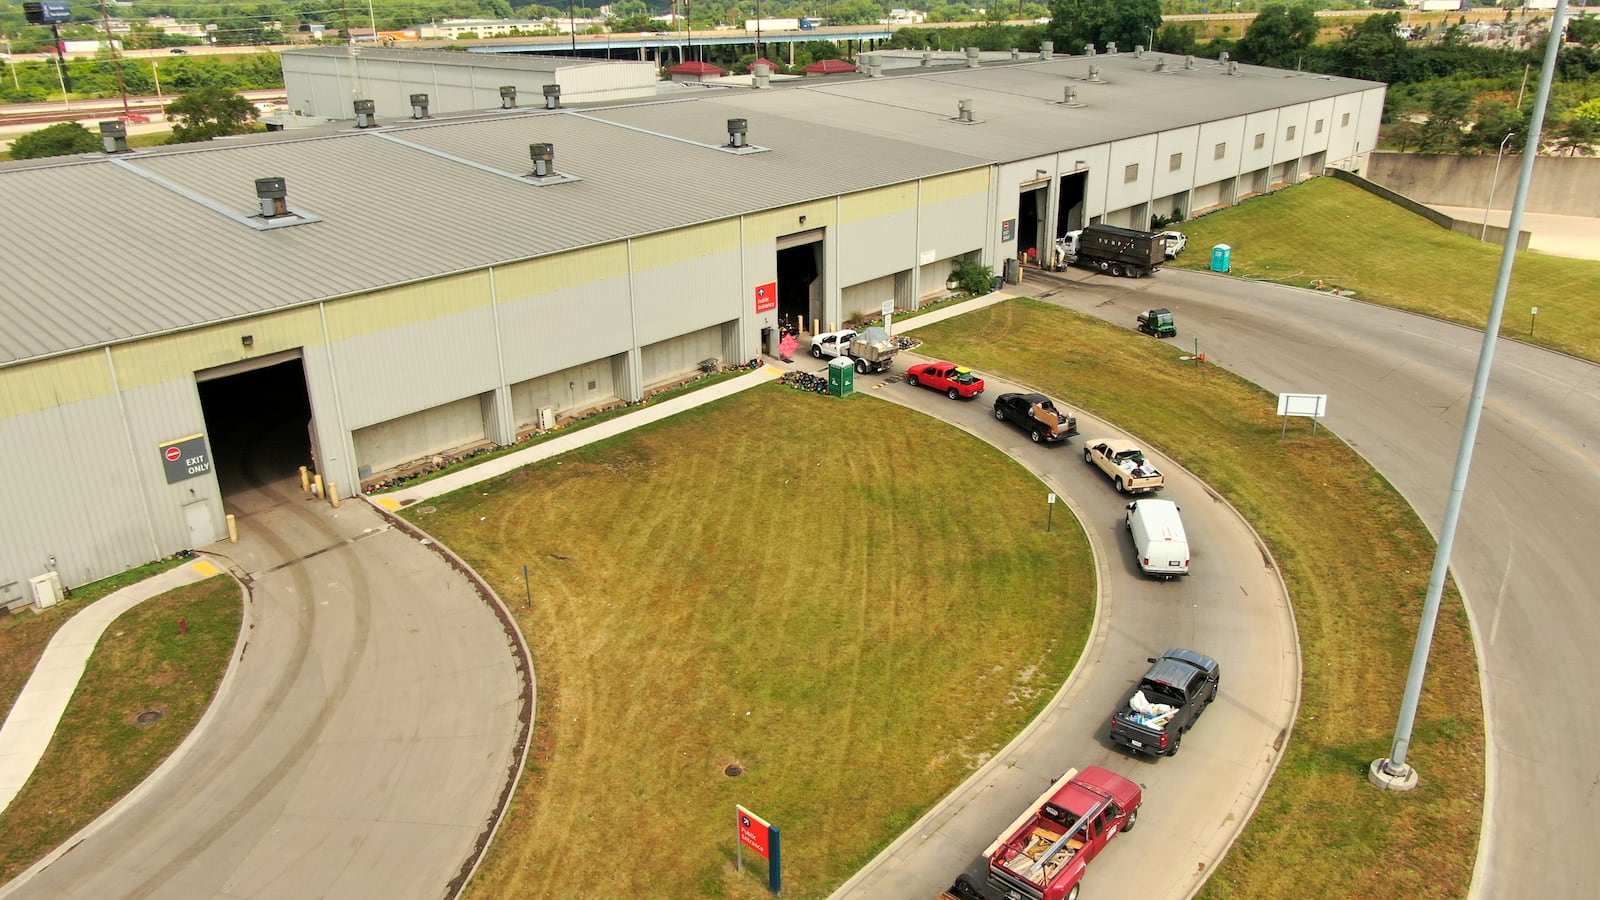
135;710;164;725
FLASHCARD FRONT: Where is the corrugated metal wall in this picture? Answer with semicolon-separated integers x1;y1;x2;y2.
352;393;489;474
841;275;897;321
510;356;624;427
641;324;727;388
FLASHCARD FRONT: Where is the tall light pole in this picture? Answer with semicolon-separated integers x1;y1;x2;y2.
1479;131;1517;241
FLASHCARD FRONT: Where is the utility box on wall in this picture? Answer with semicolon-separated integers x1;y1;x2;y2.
30;571;64;611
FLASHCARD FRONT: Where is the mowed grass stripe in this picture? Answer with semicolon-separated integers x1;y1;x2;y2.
914;298;1481;899
0;574;241;884
407;386;1094;899
1170;177;1600;363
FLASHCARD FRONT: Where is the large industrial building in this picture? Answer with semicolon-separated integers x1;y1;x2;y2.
0;47;1382;607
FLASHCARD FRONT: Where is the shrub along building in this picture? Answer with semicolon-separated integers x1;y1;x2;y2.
0;45;1382;604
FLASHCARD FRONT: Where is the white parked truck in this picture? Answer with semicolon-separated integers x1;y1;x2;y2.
1083;439;1165;493
809;326;898;373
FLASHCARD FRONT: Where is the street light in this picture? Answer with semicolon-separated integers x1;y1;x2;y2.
1480;131;1517;241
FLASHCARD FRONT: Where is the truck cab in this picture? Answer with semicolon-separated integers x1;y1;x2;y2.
809;329;856;359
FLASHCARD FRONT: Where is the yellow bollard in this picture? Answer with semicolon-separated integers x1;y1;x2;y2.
226;513;238;543
299;466;310;494
328;482;341;508
312;473;324;499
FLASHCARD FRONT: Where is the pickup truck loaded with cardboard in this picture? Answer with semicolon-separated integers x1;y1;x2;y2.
940;766;1142;900
809;326;898;373
994;392;1078;443
1053;224;1166;278
1108;649;1220;758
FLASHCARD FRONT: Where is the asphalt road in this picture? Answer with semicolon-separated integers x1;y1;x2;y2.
0;479;526;900
832;358;1298;900
1035;264;1600;899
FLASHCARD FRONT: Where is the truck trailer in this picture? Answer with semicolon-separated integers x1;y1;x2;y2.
1054;224;1166;278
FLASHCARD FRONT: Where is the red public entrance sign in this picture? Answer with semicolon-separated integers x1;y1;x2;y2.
754;281;777;314
738;805;771;858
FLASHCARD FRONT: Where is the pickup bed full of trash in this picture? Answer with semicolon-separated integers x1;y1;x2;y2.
1127;690;1180;730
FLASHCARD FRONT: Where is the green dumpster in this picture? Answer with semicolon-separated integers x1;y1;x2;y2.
827;356;855;397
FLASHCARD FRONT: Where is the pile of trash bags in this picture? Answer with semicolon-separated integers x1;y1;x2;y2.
1128;690;1180;730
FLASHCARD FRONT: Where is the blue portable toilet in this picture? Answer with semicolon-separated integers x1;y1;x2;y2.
1210;244;1232;273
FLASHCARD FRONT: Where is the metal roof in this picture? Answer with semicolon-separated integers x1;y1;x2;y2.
0;55;1380;369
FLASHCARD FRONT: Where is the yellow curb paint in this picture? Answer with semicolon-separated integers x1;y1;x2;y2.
374;497;402;511
189;560;222;577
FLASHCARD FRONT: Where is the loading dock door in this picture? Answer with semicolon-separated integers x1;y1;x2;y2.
1058;171;1087;236
777;234;822;331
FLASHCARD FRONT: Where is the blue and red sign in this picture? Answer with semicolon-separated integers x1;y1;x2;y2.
754;281;777;314
736;804;782;894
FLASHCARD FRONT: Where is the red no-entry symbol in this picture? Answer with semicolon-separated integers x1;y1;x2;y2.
165;446;182;461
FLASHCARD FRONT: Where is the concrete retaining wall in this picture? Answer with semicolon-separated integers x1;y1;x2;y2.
1328;168;1531;251
1366;151;1600;218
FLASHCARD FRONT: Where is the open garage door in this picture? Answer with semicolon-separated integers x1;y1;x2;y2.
195;351;315;500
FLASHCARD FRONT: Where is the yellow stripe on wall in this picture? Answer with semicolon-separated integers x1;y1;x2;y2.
494;244;629;298
630;220;740;270
322;271;491;340
0;351;116;418
921;168;990;205
108;306;327;391
840;184;917;224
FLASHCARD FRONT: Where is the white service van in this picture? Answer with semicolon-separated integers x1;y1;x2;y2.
1125;499;1190;578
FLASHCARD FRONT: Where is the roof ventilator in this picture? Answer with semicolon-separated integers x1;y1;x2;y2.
1040;40;1053;60
1060;86;1084;108
921;52;932;67
726;118;748;148
1088;65;1104;83
1011;48;1020;61
1228;60;1239;76
1154;57;1166;73
1185;55;1196;70
530;143;556;177
955;99;978;124
1218;51;1230;66
354;99;377;129
1135;45;1144;59
255;177;289;219
543;84;562;110
499;85;517;109
1084;43;1095;57
410;93;430;120
1107;42;1118;55
965;47;980;68
99;120;129;154
753;62;771;88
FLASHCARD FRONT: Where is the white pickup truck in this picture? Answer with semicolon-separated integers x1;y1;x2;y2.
1083;439;1165;493
809;326;898;373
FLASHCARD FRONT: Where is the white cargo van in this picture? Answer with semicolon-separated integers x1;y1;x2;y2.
1125;499;1190;578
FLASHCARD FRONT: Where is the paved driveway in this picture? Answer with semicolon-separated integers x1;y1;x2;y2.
0;480;526;900
832;360;1298;900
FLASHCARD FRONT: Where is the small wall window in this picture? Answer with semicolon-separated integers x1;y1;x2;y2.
1342;112;1351;127
1124;163;1139;183
1314;118;1324;134
1286;124;1297;141
1214;141;1226;160
1253;132;1265;150
1169;152;1183;171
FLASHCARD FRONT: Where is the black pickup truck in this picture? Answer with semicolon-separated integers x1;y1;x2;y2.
1108;649;1220;758
993;392;1078;443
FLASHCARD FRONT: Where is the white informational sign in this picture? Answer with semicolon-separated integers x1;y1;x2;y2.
919;249;936;265
882;299;894;317
1047;493;1057;504
1276;393;1327;418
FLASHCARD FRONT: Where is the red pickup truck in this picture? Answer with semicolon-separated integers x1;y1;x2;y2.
906;361;985;400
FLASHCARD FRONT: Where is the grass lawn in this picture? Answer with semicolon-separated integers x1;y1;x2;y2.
915;299;1482;898
1170;177;1600;363
0;558;186;724
0;574;240;883
403;386;1095;899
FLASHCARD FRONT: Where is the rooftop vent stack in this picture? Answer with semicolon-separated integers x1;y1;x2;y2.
1107;42;1117;55
1219;51;1230;64
354;99;376;128
529;143;554;178
1084;43;1095;57
1011;48;1020;61
543;84;561;109
99;120;129;153
958;99;974;123
499;85;517;109
1185;55;1196;70
1040;40;1053;60
727;118;748;148
1228;60;1238;76
255;177;288;218
1088;64;1103;83
753;63;771;88
410;93;429;120
965;47;980;68
1063;86;1079;105
1154;57;1166;72
1135;45;1144;58
921;52;932;67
